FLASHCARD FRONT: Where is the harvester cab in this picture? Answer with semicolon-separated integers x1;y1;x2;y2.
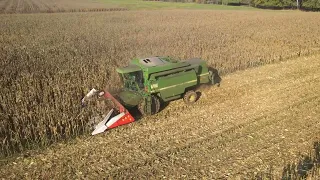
82;56;217;135
119;70;144;91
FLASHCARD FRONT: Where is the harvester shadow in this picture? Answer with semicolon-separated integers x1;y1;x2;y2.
196;92;202;101
159;101;170;112
128;102;170;121
280;141;319;179
252;141;320;179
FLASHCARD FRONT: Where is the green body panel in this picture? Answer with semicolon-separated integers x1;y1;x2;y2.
115;57;211;108
187;58;210;84
155;69;198;101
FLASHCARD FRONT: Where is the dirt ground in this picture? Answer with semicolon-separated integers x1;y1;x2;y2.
1;54;320;179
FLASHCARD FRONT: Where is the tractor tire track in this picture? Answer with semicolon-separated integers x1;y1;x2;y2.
212;99;320;178
133;75;319;146
85;81;318;171
129;75;320;155
104;95;320;178
230;126;320;178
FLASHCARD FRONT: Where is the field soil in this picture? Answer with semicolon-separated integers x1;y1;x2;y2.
1;54;319;179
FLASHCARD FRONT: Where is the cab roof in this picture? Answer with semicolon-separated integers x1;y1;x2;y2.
116;64;140;74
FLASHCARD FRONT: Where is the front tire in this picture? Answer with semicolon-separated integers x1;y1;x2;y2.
138;95;160;116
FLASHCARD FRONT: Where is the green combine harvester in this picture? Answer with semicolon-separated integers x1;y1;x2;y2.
82;56;217;135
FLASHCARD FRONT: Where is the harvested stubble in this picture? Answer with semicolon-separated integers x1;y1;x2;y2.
1;10;320;157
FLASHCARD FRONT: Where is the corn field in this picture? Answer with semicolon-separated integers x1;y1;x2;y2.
1;10;320;157
0;0;127;14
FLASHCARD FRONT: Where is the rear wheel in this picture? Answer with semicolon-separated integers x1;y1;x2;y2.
208;70;215;85
183;90;198;105
138;95;160;116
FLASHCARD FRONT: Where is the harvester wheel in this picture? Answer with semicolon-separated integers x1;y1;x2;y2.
183;90;197;105
138;95;160;116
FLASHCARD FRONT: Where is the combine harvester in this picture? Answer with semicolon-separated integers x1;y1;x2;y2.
82;56;217;135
